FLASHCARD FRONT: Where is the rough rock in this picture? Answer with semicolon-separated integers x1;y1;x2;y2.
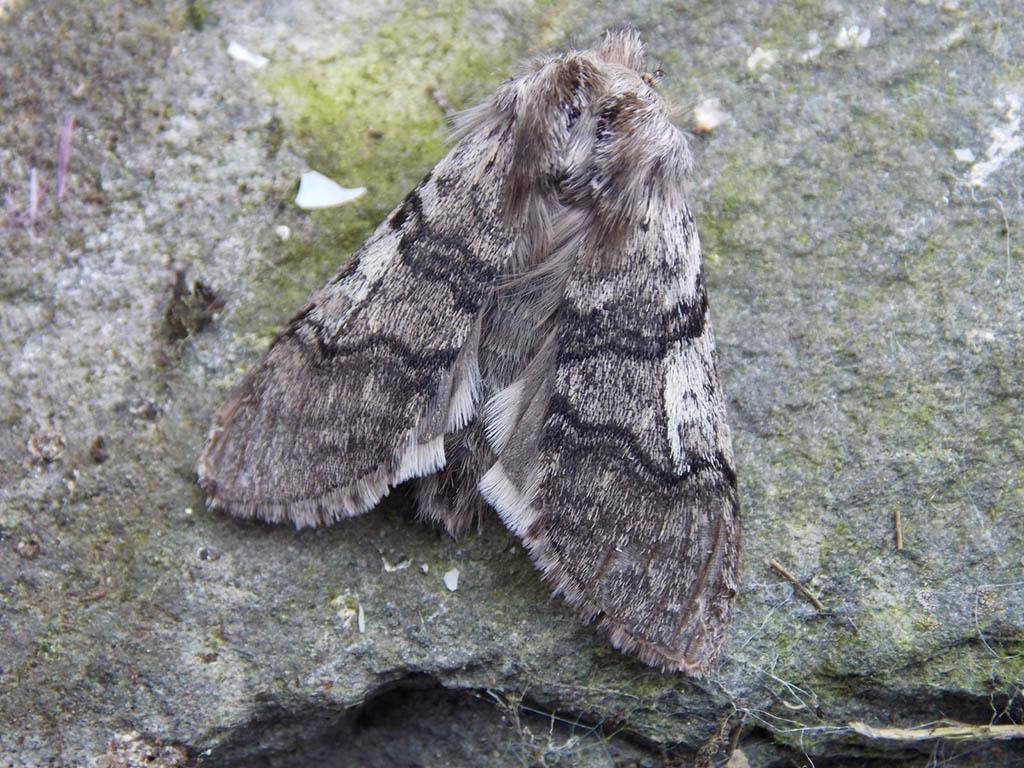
1;1;1022;766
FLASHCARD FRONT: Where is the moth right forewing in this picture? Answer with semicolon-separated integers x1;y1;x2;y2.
496;222;739;676
477;33;740;673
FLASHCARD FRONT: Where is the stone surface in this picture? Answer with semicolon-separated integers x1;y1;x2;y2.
1;0;1022;766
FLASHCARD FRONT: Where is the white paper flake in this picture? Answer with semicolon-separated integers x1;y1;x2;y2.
443;568;460;592
295;171;366;209
226;41;269;69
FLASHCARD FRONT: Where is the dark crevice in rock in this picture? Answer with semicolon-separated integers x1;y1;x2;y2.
195;675;657;767
193;674;1024;767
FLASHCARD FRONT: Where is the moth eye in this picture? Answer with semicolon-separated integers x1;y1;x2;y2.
643;69;666;85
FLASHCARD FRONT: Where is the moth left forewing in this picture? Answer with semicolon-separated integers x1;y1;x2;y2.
196;107;524;528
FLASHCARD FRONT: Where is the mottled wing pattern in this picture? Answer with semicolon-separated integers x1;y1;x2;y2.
482;233;740;674
479;32;740;674
196;130;521;528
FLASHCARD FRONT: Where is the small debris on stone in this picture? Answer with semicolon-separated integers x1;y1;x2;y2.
226;41;268;69
295;171;365;209
443;568;460;592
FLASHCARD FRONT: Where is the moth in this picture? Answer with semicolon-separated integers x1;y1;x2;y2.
197;30;740;676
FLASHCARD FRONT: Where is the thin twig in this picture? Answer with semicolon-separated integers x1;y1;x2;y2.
894;509;903;550
768;559;824;611
850;721;1024;742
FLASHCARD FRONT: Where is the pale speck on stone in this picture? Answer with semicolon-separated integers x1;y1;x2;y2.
14;539;41;560
965;328;997;351
799;31;823;62
329;594;358;629
28;414;66;462
420;563;429;574
382;555;411;572
357;603;365;634
274;225;291;241
295;171;366;209
835;26;871;49
939;24;969;49
953;148;975;163
745;46;777;73
443;568;459;592
693;98;728;133
226;41;269;69
968;92;1023;186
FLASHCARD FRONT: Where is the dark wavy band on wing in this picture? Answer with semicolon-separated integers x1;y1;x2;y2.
543;393;737;488
555;285;708;365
